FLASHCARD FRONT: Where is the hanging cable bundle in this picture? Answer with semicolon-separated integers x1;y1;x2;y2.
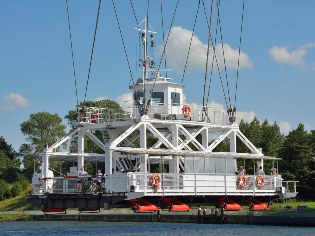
234;0;246;108
65;0;79;106
201;0;246;123
181;0;201;84
111;0;135;87
84;0;102;102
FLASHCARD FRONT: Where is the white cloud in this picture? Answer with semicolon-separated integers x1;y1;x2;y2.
236;111;256;124
185;100;255;125
269;42;315;66
278;121;292;134
116;93;133;111
96;94;134;112
0;93;29;110
304;122;312;131
161;26;253;73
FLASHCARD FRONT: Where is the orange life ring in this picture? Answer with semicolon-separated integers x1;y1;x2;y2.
91;111;99;123
237;175;246;189
182;104;191;118
255;175;264;188
151;173;161;188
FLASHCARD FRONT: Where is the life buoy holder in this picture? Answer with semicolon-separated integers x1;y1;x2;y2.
91;111;99;123
151;173;161;188
255;175;265;188
182;104;191;118
237;175;246;189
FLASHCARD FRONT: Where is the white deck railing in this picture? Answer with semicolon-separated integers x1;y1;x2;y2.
76;105;229;125
125;173;284;196
32;176;105;195
31;173;298;198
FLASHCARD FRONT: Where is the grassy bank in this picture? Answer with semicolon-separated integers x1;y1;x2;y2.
0;213;32;222
263;200;315;216
0;185;40;211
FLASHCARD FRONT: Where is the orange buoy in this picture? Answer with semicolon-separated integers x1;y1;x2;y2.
255;175;265;188
151;173;161;188
237;175;246;189
182;104;191;118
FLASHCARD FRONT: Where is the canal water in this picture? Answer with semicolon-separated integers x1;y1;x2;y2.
1;221;313;236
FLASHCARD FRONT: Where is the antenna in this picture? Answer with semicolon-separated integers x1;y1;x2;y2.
134;18;157;115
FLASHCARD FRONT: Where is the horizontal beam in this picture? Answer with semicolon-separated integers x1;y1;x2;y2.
110;147;281;160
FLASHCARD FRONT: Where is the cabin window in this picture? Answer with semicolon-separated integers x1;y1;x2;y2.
134;91;144;104
185;157;235;174
215;158;226;174
194;157;204;173
171;92;180;106
226;159;235;174
205;158;215;173
184;157;194;173
151;92;164;105
214;158;235;174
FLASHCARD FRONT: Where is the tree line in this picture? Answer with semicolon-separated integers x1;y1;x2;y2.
0;99;314;200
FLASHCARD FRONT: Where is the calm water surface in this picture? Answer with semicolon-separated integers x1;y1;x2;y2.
1;221;313;236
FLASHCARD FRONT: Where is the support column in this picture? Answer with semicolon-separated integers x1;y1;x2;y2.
42;146;48;192
105;148;113;192
77;130;85;170
229;130;237;152
256;148;263;170
202;128;209;149
171;124;179;173
140;123;147;172
230;129;237;171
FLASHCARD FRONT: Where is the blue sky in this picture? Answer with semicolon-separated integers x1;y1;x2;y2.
1;0;315;151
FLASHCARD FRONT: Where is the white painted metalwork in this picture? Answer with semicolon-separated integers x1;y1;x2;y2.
32;18;297;201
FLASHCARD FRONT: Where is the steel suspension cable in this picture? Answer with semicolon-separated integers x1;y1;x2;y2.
202;0;214;115
65;0;79;106
149;0;180;94
156;0;180;72
111;0;135;86
201;0;228;110
234;0;246;107
217;0;232;108
129;0;139;26
181;0;201;84
84;0;102;102
160;0;168;77
202;0;215;110
129;0;140;78
210;1;229;109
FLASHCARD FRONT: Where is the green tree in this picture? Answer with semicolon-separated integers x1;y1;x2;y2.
260;120;283;157
279;124;313;197
10;182;23;197
237;117;262;174
259;120;284;173
19;112;66;179
0;150;11;179
19;143;38;179
20;112;66;155
0;179;11;200
0;137;21;182
0;136;16;160
238;117;262;153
